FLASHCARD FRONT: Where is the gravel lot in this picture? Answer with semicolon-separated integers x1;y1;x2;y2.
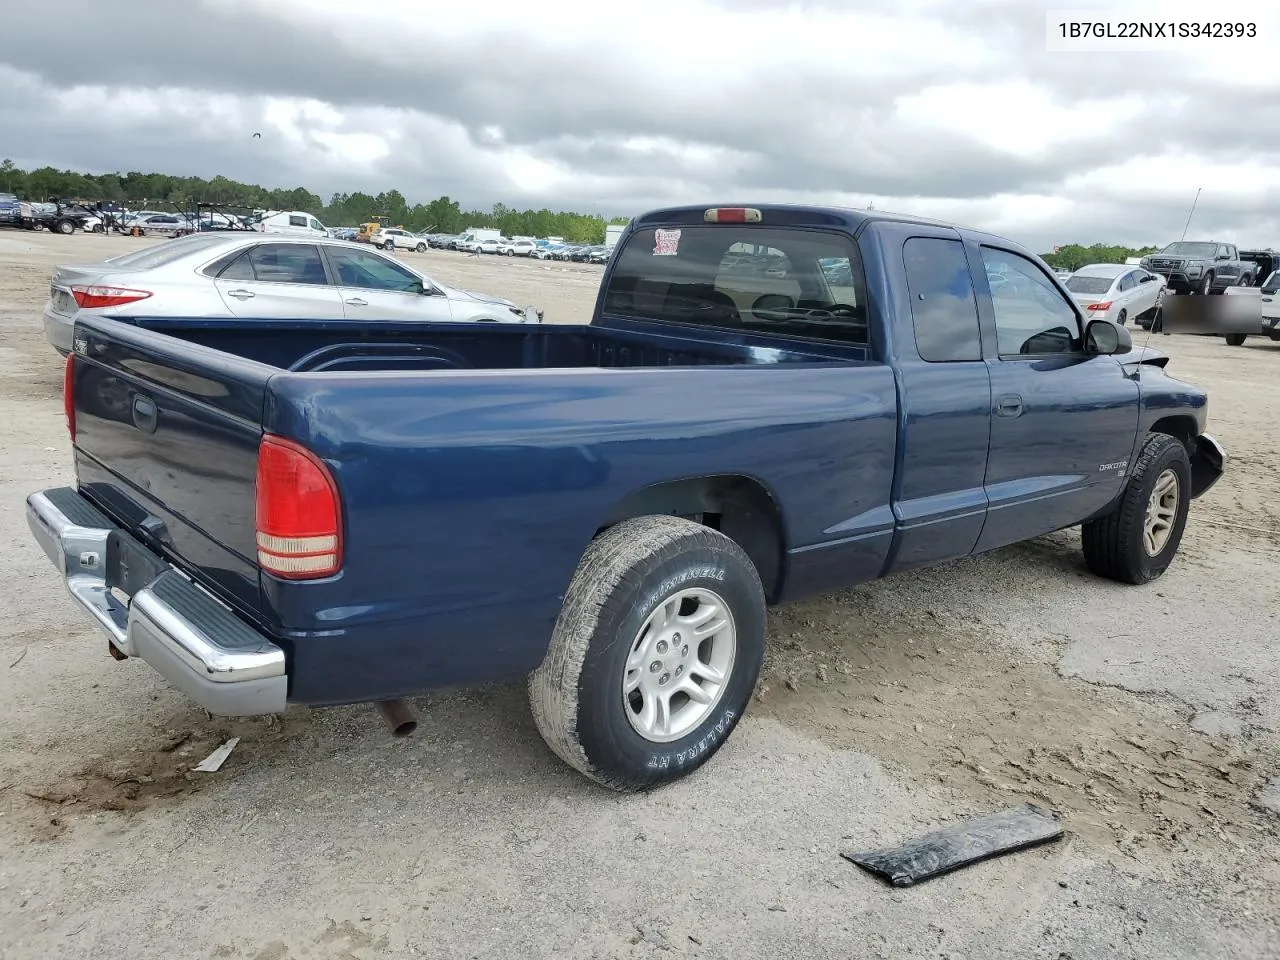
1;232;1278;960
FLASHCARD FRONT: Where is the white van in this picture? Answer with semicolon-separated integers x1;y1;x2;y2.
258;211;327;237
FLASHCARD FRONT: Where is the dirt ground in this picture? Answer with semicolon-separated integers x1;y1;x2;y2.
1;231;1278;960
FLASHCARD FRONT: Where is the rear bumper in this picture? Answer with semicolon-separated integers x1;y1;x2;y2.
1189;433;1226;499
42;306;73;355
26;487;287;716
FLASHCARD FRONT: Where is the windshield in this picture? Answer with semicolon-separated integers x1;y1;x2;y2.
1064;275;1114;295
1160;242;1218;257
601;224;867;344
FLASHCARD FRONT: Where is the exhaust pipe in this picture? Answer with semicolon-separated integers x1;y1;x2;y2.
375;698;418;737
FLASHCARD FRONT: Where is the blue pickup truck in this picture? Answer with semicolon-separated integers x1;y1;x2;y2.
27;204;1225;791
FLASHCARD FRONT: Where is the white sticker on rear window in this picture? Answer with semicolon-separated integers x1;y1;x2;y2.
653;229;682;256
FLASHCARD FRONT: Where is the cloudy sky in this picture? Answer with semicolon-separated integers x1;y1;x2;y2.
2;0;1278;251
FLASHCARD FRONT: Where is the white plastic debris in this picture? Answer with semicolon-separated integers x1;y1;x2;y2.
192;737;240;772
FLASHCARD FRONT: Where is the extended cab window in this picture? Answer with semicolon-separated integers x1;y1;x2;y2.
981;247;1082;356
327;247;424;293
902;237;981;362
218;243;328;285
601;225;867;344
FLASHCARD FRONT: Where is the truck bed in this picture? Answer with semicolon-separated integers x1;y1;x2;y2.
110;316;853;372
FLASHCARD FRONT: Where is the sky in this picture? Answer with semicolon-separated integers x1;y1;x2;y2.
2;0;1278;252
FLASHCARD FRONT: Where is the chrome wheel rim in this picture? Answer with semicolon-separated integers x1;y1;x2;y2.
1143;469;1179;556
622;587;736;743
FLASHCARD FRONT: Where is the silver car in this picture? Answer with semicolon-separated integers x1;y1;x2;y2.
42;232;541;355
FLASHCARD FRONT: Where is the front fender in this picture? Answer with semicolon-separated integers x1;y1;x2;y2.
1190;433;1225;499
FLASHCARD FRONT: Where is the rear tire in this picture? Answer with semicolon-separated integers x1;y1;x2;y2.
1225;333;1247;346
1117;309;1127;326
56;219;75;235
529;516;766;792
1081;433;1192;585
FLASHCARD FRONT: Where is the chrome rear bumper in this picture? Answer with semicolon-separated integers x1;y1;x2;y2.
26;487;287;716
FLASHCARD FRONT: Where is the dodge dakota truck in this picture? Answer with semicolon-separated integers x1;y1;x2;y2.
27;204;1226;792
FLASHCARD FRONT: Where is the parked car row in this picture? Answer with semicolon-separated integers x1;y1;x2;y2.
412;232;616;264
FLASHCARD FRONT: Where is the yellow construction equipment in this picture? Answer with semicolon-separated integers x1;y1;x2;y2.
355;216;393;243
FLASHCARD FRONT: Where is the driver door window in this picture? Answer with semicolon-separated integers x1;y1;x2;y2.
981;247;1082;356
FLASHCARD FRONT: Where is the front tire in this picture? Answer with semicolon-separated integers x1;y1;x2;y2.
529;516;766;792
1226;333;1248;346
415;243;426;252
1081;433;1192;584
1200;272;1215;295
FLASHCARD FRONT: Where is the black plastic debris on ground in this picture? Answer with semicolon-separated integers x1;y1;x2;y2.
842;803;1064;888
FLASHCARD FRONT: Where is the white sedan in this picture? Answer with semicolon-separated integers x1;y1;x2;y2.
1062;263;1165;327
41;232;541;355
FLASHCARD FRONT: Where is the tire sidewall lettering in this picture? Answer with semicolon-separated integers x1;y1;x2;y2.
645;708;739;770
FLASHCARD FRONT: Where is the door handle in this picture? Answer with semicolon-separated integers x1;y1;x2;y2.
131;394;158;433
226;289;255;300
994;394;1023;418
344;297;368;307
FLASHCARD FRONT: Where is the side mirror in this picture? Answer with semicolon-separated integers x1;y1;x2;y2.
523;305;542;323
1217;254;1231;261
1085;317;1132;355
1139;274;1154;283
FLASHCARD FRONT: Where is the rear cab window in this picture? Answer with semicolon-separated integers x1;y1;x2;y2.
601;224;868;344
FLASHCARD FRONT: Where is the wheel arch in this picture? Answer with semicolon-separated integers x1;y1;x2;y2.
594;475;788;603
1148;414;1198;454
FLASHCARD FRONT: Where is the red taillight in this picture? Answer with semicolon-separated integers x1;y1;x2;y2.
1087;301;1113;311
70;285;153;309
63;352;76;442
255;435;342;580
703;207;762;224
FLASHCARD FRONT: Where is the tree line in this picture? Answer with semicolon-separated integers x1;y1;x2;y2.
0;159;1166;260
0;159;630;244
1039;243;1162;271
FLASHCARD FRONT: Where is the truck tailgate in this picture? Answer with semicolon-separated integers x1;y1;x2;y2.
69;316;273;617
